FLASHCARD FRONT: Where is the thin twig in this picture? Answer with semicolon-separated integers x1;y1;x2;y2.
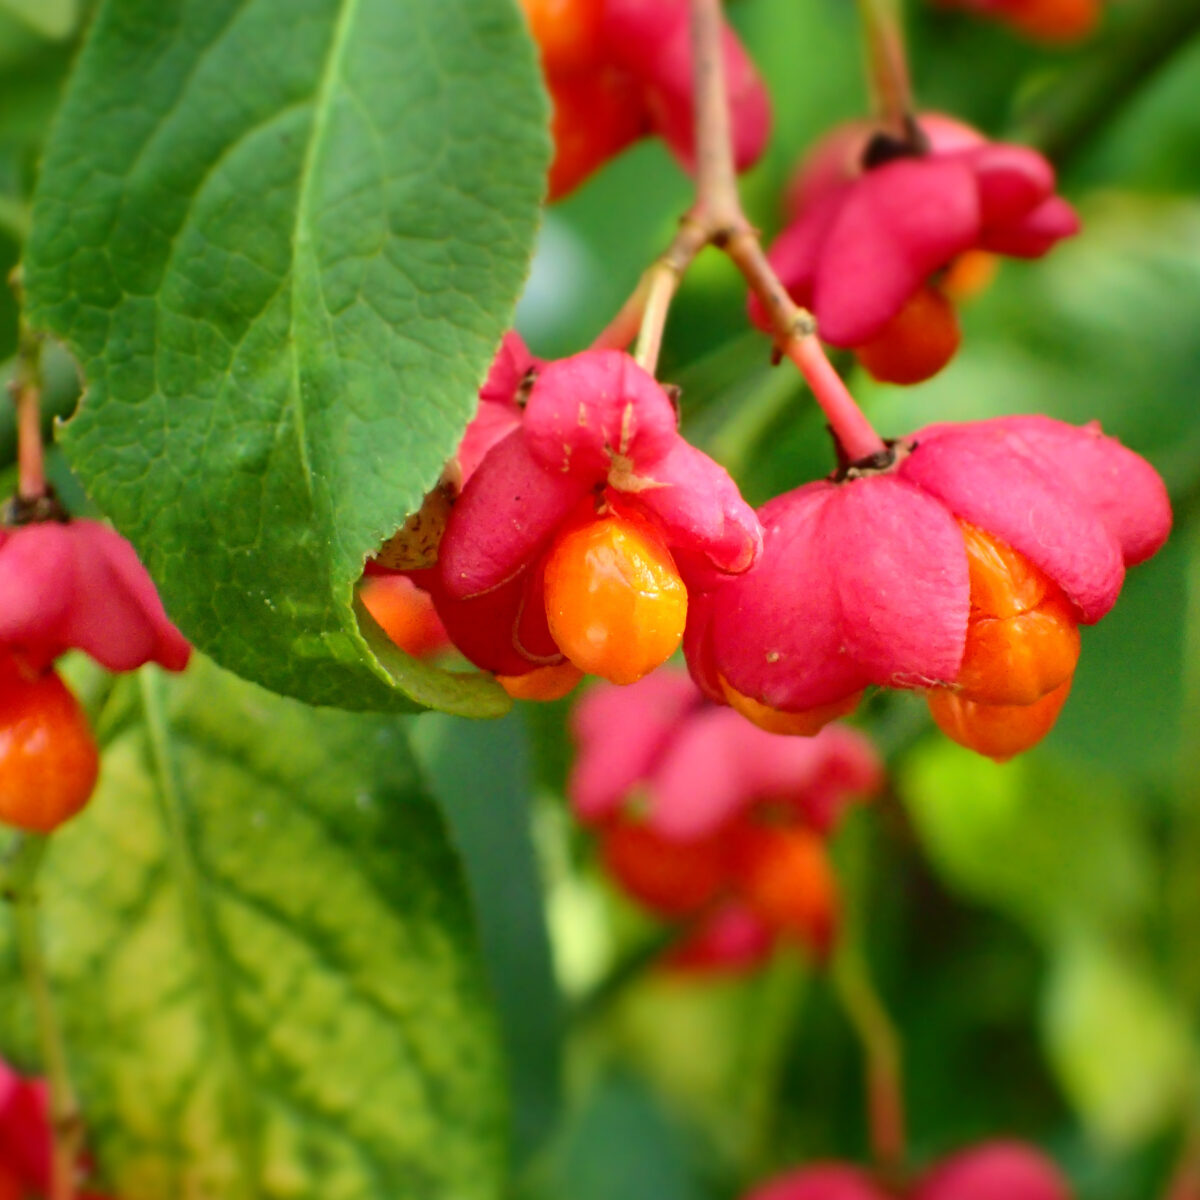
593;221;710;372
831;943;906;1180
854;0;915;134
596;0;886;460
631;264;681;374
632;220;710;373
8;321;47;502
689;0;743;231
687;1;886;458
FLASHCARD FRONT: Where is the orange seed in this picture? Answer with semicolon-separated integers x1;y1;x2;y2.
543;513;687;685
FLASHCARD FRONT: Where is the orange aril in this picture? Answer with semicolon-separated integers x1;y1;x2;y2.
497;662;583;701
521;0;606;74
0;666;99;833
955;522;1080;706
956;594;1080;706
1005;0;1099;41
960;520;1047;619
854;286;962;385
941;250;998;303
928;678;1072;762
359;575;448;659
721;677;863;736
730;824;838;956
602;821;728;917
932;524;1080;756
543;512;687;685
546;68;646;201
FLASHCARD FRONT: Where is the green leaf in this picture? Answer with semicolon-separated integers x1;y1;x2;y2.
25;0;550;716
1042;934;1196;1148
0;657;507;1200
412;711;564;1165
0;0;79;39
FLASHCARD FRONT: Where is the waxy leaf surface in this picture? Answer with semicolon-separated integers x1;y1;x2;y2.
25;0;550;714
0;656;507;1200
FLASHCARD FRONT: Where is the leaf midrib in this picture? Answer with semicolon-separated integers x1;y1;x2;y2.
139;669;262;1200
287;0;364;506
128;27;381;1185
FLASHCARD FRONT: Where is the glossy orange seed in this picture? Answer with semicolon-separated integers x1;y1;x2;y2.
0;667;99;833
359;575;448;659
955;522;1080;707
721;677;864;737
731;824;838;957
854;286;962;386
543;513;687;686
940;250;998;303
960;520;1047;619
602;821;729;917
546;68;646;201
927;678;1072;762
521;0;607;74
956;593;1081;706
497;662;584;702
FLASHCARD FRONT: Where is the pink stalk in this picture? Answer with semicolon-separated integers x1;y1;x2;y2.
788;337;887;462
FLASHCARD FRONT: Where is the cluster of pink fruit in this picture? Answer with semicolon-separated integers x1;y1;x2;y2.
744;1141;1071;1200
367;332;1169;763
363;0;1170;767
567;670;882;969
353;16;1169;1194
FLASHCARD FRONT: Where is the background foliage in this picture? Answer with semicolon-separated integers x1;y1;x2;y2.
1;0;1200;1198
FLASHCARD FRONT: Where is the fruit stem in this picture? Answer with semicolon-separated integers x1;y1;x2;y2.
632;265;679;374
787;337;887;463
855;0;916;135
723;228;886;459
632;220;711;374
4;834;82;1200
831;941;907;1181
594;0;890;463
591;217;710;371
689;0;743;233
9;319;47;503
694;0;886;456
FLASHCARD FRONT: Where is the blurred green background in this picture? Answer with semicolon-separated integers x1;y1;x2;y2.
3;0;1200;1196
508;1;1200;1195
